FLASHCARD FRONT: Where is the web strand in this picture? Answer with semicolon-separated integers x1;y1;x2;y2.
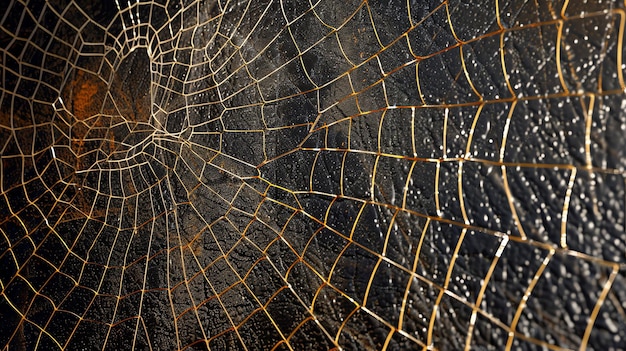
1;1;625;350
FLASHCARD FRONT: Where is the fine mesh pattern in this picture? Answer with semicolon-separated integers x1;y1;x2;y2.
1;0;625;350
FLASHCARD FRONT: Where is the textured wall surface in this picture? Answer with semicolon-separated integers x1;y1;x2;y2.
1;0;625;350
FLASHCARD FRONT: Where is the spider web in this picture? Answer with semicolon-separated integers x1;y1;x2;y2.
1;0;625;350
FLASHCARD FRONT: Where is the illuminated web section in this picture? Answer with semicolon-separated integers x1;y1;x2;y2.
1;0;625;350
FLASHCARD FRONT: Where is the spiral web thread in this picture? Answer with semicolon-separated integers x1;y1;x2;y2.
1;0;625;350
